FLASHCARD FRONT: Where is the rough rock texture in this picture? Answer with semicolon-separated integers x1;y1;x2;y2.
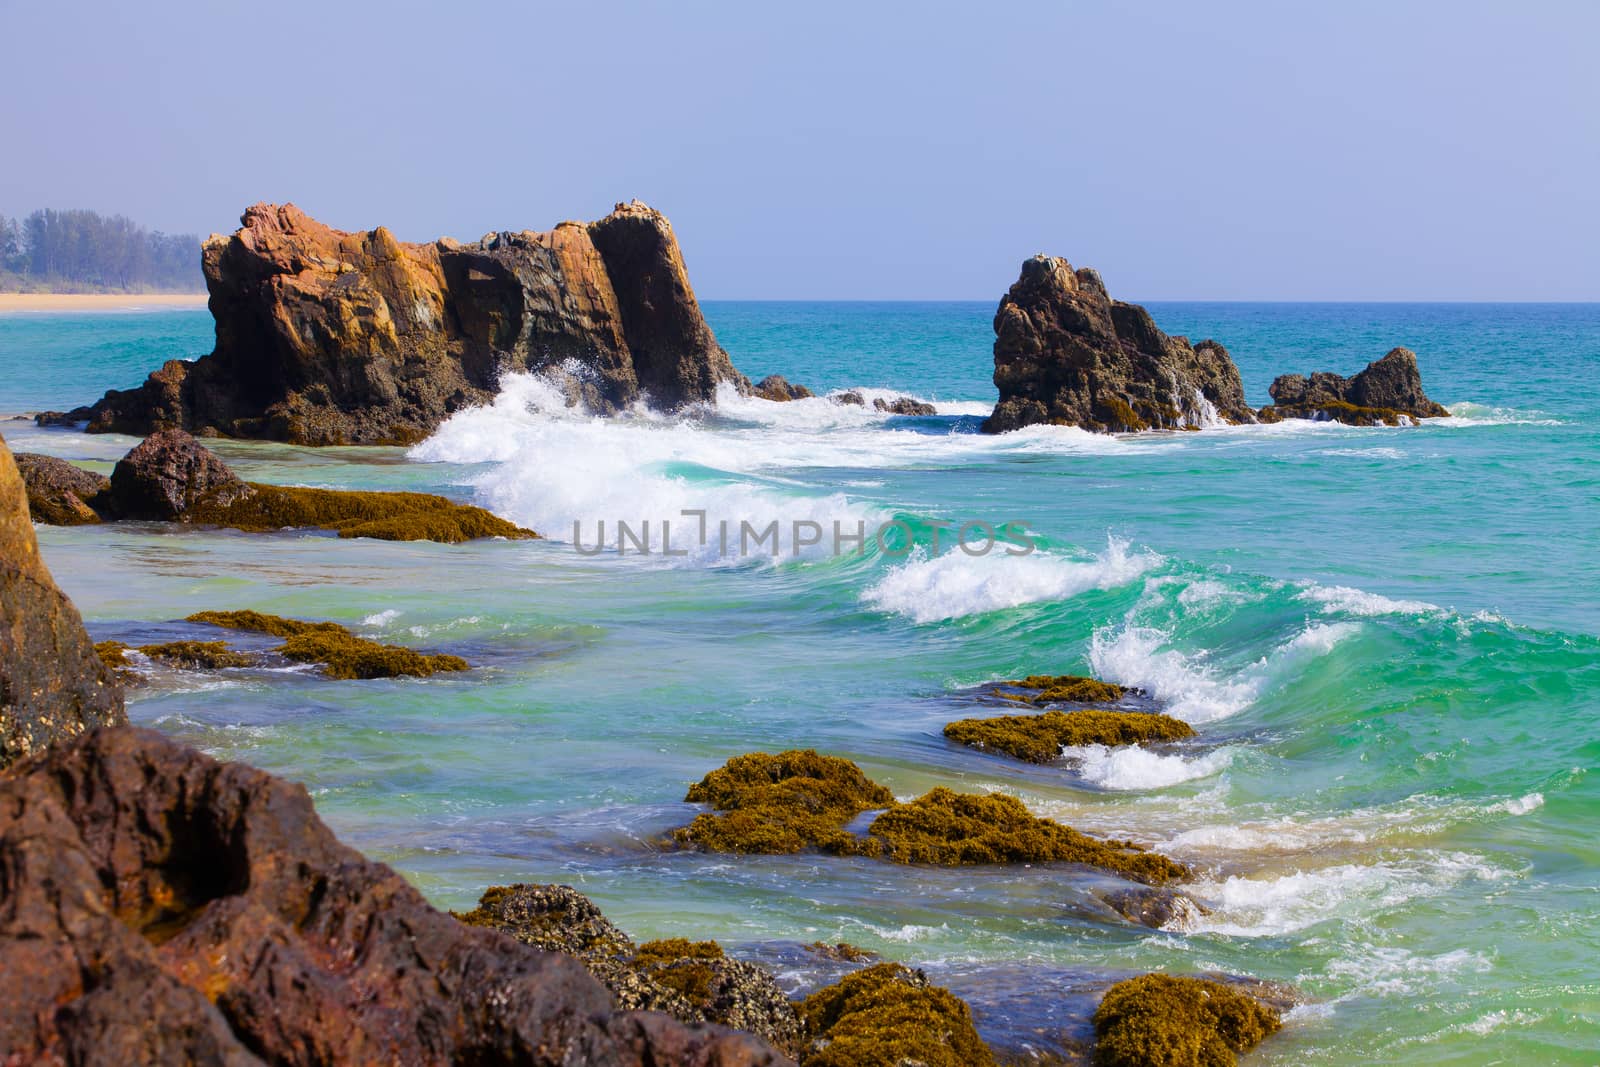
0;727;790;1065
0;434;126;769
457;884;802;1056
108;428;251;520
872;396;936;416
754;375;814;402
65;201;748;444
982;256;1254;434
1263;347;1449;425
12;452;108;525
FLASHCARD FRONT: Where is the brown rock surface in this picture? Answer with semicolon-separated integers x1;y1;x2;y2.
982;256;1254;433
107;427;251;519
1263;347;1450;425
12;452;109;524
66;201;748;444
754;375;815;401
0;434;126;768
0;726;791;1065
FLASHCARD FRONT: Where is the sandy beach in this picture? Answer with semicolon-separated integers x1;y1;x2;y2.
0;292;207;313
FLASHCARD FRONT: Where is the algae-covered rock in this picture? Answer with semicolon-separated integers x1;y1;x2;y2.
1003;674;1129;705
455;884;802;1055
186;610;468;680
135;641;257;670
1262;347;1449;425
1091;973;1281;1067
864;788;1190;885
945;709;1195;763
797;962;995;1067
674;749;895;855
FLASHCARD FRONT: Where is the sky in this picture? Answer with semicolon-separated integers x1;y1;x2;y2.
3;1;1596;300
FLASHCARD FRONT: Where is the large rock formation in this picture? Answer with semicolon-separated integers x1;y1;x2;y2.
64;201;748;444
0;433;125;768
0;726;790;1065
982;256;1254;434
1262;347;1450;425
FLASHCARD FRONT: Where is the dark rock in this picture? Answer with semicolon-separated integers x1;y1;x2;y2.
13;452;110;524
33;409;91;428
832;391;866;407
65;201;749;445
1264;347;1449;425
0;434;126;768
754;375;815;402
0;727;790;1065
1096;886;1208;931
458;884;803;1056
108;427;251;520
872;396;936;416
982;256;1255;434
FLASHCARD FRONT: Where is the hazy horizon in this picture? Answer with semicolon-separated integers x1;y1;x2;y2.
4;1;1595;301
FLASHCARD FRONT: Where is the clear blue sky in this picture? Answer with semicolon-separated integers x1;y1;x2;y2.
3;1;1595;299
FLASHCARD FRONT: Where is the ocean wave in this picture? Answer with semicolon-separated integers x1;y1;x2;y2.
1299;583;1440;617
1065;743;1237;790
1440;401;1565;427
861;536;1160;623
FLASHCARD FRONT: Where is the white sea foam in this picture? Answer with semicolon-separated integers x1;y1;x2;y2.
1325;946;1493;997
861;536;1160;623
362;609;402;627
1065;743;1237;790
1299;583;1439;617
1089;620;1358;723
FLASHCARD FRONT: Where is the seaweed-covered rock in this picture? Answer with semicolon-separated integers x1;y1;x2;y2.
457;884;802;1055
64;201;748;444
0;728;789;1065
674;749;896;855
1000;674;1129;705
1263;347;1449;425
754;375;815;402
945;709;1195;764
0;434;126;769
1091;973;1281;1067
12;452;109;524
983;257;1254;434
797;962;995;1067
108;427;250;520
864;789;1190;885
187;609;469;679
134;641;258;670
872;396;936;416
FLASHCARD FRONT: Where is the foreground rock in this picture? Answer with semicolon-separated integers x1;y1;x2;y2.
983;256;1255;433
12;452;108;524
1091;974;1281;1067
24;429;536;543
672;750;1190;886
0;434;125;769
459;885;803;1055
0;727;789;1065
797;962;993;1067
60;201;748;444
1261;347;1450;425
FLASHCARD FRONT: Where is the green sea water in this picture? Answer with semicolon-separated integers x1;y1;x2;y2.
3;301;1599;1063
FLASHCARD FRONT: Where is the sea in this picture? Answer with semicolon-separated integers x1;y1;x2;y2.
2;300;1598;1063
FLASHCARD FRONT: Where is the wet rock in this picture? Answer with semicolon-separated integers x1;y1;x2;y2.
108;427;250;520
872;396;936;416
797;962;995;1067
1096;886;1208;931
982;256;1254;434
457;884;802;1055
0;727;789;1065
187;609;469;679
944;708;1195;764
754;375;815;401
0;433;126;769
1263;347;1450;424
66;201;748;444
1091;973;1282;1067
832;391;866;406
12;452;109;524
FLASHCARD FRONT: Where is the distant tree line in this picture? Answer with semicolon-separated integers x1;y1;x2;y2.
0;209;203;292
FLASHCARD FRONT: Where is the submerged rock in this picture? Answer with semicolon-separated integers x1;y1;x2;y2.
1091;973;1282;1067
12;451;108;524
64;201;748;444
457;884;802;1055
187;609;469;679
1096;886;1209;931
872;396;936;416
0;433;126;769
998;674;1130;705
0;728;788;1064
673;751;1190;885
797;962;995;1067
983;256;1255;434
945;709;1195;764
754;375;815;401
1262;347;1450;425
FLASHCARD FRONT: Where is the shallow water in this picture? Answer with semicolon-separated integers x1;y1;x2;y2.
4;301;1599;1062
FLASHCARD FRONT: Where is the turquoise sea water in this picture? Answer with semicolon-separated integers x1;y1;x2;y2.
3;302;1599;1063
